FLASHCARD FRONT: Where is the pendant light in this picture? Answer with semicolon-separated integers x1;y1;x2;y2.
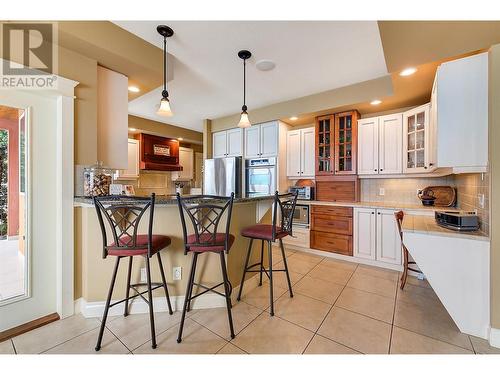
237;50;252;128
157;25;174;116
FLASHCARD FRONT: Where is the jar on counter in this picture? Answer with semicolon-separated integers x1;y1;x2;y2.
83;162;113;197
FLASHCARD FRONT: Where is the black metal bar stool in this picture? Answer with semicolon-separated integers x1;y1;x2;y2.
93;194;173;351
395;210;423;289
176;193;235;343
237;191;298;316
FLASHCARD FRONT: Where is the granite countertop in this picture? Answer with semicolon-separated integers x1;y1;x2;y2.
74;194;275;206
297;199;462;213
401;214;489;242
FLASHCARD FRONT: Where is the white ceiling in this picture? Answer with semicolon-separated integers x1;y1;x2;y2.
114;21;388;132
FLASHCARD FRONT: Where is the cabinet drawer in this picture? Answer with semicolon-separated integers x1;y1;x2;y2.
311;215;352;235
311;205;352;217
310;231;352;256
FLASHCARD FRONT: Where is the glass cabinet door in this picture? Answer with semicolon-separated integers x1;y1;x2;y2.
335;111;357;175
316;116;334;175
403;104;430;173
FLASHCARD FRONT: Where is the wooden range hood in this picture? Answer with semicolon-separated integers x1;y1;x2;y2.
139;133;183;171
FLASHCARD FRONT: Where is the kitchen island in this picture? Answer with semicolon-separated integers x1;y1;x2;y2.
74;195;274;317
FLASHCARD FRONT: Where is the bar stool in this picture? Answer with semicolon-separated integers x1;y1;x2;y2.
237;191;298;316
93;194;173;351
176;193;235;343
395;210;423;289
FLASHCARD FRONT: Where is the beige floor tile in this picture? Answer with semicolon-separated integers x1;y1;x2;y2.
44;327;129;354
271;293;331;331
319;258;358;272
232;314;314;354
394;299;472;350
304;335;360;354
282;256;320;274
190;302;261;339
262;267;304;290
390;327;472;354
469;336;500;354
217;342;247;354
318;307;391;354
308;264;353;285
106;311;182;351
335;287;395;324
12;314;100;354
294;275;344;304
271;245;296;264
355;265;399;282
405;275;432;289
0;340;15;354
289;251;324;264
239;283;287;310
347;273;397;298
397;283;440;306
133;319;227;354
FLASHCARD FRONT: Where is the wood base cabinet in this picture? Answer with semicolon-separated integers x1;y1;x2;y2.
353;208;402;265
310;205;353;256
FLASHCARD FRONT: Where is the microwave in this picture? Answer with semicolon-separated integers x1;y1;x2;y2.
290;204;310;228
288;186;314;200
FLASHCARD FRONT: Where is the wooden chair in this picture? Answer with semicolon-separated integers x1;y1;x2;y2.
394;211;423;289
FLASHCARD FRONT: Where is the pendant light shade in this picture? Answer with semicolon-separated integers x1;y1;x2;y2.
237;50;252;128
157;25;174;117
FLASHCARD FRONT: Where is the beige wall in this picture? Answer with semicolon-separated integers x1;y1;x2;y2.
128;115;202;144
489;44;500;330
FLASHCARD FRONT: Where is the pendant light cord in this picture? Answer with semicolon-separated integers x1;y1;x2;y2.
243;58;246;109
163;36;167;94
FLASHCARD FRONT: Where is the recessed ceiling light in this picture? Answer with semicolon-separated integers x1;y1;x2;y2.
256;59;276;71
399;67;417;77
129;127;137;131
128;86;140;93
289;116;298;121
178;137;183;141
370;99;382;105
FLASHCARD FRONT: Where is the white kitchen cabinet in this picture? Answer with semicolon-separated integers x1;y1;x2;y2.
114;138;140;180
173;147;194;181
244;121;278;158
212;128;243;158
286;126;315;178
433;52;488;172
354;207;402;266
358;113;402;175
376;209;402;265
403;103;433;173
353;208;376;260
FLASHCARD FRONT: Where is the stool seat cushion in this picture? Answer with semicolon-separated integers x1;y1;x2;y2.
241;224;288;241
187;233;235;253
108;234;171;256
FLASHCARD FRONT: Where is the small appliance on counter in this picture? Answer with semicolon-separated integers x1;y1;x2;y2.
435;211;480;231
418;186;456;207
288;186;315;200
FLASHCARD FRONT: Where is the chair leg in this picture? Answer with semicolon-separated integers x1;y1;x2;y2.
268;240;274;316
177;252;198;343
220;252;235;339
279;239;293;298
95;257;120;351
186;250;199;313
237;238;253;301
400;246;409;290
145;256;157;349
124;256;133;317
259;240;264;286
157;252;173;315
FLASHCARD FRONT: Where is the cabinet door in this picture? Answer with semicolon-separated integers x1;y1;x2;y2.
429;75;438;171
353;208;376;260
286;129;301;177
315;115;334;175
379;114;403;174
244;125;261;158
260;122;278;157
334;111;358;175
177;147;194;180
403;104;430;173
376;209;402;265
226;128;243;157
301;127;315;177
116;138;140;180
357;117;379;175
212;131;227;158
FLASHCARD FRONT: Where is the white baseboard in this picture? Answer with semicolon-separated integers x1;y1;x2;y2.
490;327;500;348
74;273;262;319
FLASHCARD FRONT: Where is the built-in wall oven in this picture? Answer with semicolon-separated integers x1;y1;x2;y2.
291;204;310;228
245;157;277;197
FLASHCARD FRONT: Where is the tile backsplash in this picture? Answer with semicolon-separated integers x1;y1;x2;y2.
454;173;490;235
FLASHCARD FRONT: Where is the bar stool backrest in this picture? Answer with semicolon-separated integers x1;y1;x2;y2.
176;193;235;254
94;194;155;258
394;210;404;242
272;191;299;241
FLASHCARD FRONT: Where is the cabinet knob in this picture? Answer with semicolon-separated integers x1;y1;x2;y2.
374;169;377;172
297;172;300;174
380;169;383;172
424;166;428;169
377;212;381;215
429;163;434;166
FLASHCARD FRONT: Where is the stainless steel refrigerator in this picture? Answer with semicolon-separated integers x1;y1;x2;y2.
203;157;242;197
